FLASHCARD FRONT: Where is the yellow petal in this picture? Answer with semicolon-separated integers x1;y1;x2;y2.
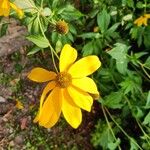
68;56;101;78
0;0;10;16
134;16;144;26
28;67;56;82
144;14;150;18
67;86;93;112
38;87;62;127
39;81;56;116
143;17;148;26
62;89;82;128
59;44;77;72
10;2;24;19
72;77;99;95
33;112;40;123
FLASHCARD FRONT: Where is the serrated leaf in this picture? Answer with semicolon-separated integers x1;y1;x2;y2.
91;121;115;149
108;138;121;150
108;43;130;74
103;91;124;109
119;72;142;94
97;9;110;33
26;35;49;48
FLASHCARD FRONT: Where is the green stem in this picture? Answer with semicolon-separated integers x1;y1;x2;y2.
37;13;59;73
144;0;147;14
139;62;150;79
136;120;150;143
102;106;122;150
105;107;143;150
41;0;44;8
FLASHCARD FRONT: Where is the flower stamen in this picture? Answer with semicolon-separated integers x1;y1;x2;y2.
56;72;72;88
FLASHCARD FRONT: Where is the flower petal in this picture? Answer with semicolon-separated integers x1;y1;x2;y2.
67;86;93;112
144;14;150;19
62;89;82;128
39;81;56;116
59;44;77;72
72;77;99;95
0;0;10;16
143;17;148;26
134;16;144;26
10;2;24;18
28;67;56;82
68;56;101;78
38;87;62;127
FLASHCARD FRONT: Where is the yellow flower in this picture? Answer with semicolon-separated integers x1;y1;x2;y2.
134;14;150;26
0;0;24;18
28;44;101;128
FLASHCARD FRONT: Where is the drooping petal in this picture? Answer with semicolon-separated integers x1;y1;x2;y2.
68;56;101;78
144;14;150;19
39;81;56;116
10;2;24;18
67;86;93;112
38;87;62;127
134;16;144;26
62;89;82;128
0;0;10;16
28;67;56;82
143;17;148;26
59;44;77;72
72;77;99;95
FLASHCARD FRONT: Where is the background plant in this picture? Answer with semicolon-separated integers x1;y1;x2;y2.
0;0;150;149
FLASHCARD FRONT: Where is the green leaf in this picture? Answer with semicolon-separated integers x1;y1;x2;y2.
108;138;121;150
79;32;101;39
102;91;124;109
82;41;94;56
119;71;142;94
106;23;120;35
144;57;150;68
60;4;84;21
129;52;148;67
97;9;110;33
132;106;144;119
130;27;144;47
27;46;41;55
143;112;150;125
41;7;52;17
26;35;49;48
0;23;8;37
145;91;150;108
91;121;117;149
108;43;130;74
14;0;36;12
130;138;139;150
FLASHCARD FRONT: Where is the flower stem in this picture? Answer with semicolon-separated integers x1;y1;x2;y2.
102;106;122;150
104;107;143;150
37;13;59;73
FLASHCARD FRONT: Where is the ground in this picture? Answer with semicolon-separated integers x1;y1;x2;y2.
0;49;100;150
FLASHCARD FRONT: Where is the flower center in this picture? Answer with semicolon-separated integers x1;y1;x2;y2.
56;72;72;88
